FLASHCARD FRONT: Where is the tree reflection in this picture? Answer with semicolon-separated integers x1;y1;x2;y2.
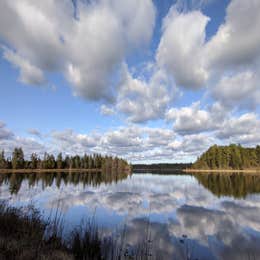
0;168;130;194
194;173;260;198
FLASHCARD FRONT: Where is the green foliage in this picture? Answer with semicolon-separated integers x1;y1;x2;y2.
0;151;7;169
192;144;260;170
12;148;24;169
0;148;130;173
56;153;63;169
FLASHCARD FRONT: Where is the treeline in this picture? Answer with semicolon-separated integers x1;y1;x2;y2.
133;163;191;172
192;144;260;170
0;148;130;172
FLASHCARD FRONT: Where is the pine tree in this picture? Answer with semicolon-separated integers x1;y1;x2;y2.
57;153;63;169
30;153;38;169
0;150;6;169
12;148;25;169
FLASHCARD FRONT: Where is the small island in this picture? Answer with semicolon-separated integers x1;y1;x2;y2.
185;144;260;173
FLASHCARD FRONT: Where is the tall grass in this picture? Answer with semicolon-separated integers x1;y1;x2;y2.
0;201;157;260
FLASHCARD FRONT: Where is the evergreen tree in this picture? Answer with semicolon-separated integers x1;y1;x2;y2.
57;153;63;169
30;153;38;169
0;150;7;169
12;148;25;169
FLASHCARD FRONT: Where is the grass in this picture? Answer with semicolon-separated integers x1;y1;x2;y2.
0;202;153;260
0;202;72;260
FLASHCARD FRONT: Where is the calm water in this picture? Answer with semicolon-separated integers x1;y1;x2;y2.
1;172;260;259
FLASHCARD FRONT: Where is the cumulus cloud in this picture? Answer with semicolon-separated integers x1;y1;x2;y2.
216;113;260;145
205;0;260;69
0;0;155;101
166;102;218;135
116;64;174;123
217;113;259;139
48;126;178;162
156;0;260;95
0;0;260;161
51;129;99;155
27;128;42;138
0;137;46;158
157;8;209;89
100;105;115;116
0;122;46;157
212;70;260;109
0;122;14;140
3;48;46;85
169;133;216;157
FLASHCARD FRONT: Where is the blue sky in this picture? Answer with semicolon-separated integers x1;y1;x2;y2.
0;0;259;163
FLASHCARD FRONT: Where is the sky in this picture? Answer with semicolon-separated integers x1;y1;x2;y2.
0;0;259;163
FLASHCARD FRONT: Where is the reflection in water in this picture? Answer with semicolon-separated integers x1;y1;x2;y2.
0;169;129;195
194;173;260;198
0;172;260;259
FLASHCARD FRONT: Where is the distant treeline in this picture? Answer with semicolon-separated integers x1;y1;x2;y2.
0;148;130;172
133;163;192;172
192;144;260;170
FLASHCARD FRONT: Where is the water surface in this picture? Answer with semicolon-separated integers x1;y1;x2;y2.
0;172;260;259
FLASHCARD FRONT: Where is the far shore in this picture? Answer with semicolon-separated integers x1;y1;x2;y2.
0;168;102;174
184;169;260;173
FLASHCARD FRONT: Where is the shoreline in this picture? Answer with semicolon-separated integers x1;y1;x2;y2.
184;169;260;173
0;168;102;174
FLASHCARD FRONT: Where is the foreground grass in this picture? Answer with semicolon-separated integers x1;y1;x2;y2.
0;202;153;260
0;202;70;259
0;202;108;260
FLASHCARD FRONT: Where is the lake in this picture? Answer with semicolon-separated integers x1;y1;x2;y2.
0;171;260;260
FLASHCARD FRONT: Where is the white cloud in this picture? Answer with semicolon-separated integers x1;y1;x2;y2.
156;7;209;89
156;0;260;94
169;133;216;155
100;105;115;116
116;64;174;123
205;0;260;69
212;71;260;109
51;129;99;155
0;0;156;101
216;113;260;145
3;48;45;85
0;122;14;140
166;102;218;135
27;128;42;138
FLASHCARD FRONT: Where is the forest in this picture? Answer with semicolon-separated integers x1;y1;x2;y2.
192;144;260;170
0;147;130;172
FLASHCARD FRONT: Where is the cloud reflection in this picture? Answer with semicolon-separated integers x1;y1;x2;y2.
1;173;260;259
